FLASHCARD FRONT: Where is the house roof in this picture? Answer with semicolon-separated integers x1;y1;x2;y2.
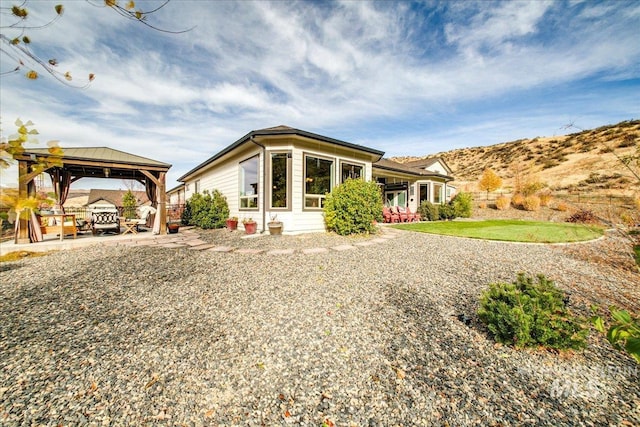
167;183;185;194
178;125;385;181
23;147;171;168
86;189;150;207
373;158;454;181
404;156;452;174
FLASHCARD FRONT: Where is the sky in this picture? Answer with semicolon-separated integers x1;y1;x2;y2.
1;0;639;191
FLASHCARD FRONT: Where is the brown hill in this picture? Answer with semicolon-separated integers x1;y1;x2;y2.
392;120;639;197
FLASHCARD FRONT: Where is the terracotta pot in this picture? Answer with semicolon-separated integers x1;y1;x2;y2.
167;223;180;234
244;221;257;235
226;219;238;230
267;221;282;235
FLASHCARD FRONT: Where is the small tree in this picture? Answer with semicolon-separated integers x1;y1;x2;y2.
122;190;137;219
478;168;503;200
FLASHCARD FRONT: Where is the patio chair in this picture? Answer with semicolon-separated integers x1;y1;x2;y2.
91;211;120;235
382;206;399;223
406;206;421;222
132;205;157;231
397;206;409;222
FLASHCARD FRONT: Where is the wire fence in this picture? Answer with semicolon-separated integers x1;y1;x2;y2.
472;192;635;209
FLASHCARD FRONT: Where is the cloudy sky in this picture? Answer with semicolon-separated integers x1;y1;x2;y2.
1;0;639;190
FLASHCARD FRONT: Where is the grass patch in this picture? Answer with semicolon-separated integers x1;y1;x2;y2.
392;219;604;243
633;245;640;267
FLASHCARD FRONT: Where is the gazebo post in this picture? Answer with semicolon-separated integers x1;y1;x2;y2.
16;160;30;244
158;171;167;234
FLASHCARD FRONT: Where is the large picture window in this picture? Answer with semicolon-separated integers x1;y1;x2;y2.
305;155;334;208
433;183;443;204
270;152;290;209
340;161;363;183
239;155;259;209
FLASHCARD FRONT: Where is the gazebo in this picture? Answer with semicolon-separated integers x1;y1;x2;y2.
12;147;171;244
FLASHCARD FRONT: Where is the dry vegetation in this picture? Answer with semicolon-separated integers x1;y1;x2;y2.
393;120;639;199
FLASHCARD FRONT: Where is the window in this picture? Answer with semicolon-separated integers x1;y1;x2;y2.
194;180;200;194
239;155;259;209
340;161;363;183
305;154;334;208
419;183;429;203
270;152;290;209
433;183;443;204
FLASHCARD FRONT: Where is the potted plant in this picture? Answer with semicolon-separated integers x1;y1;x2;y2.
167;222;180;233
226;216;238;230
242;217;257;235
267;214;283;235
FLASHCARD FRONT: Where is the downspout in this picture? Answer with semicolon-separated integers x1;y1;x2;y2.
250;136;267;233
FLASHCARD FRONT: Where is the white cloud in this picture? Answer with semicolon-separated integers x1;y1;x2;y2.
1;0;639;190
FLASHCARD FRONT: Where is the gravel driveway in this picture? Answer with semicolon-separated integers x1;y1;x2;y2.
1;228;638;426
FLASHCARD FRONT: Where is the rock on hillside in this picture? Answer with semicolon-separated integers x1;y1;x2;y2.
393;120;639;196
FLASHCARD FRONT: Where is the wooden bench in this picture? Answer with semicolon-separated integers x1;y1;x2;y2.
38;214;77;241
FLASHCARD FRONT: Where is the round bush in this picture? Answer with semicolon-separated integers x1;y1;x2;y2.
478;273;588;350
419;201;439;221
495;195;511;210
451;191;473;218
324;179;382;235
183;190;229;229
522;195;541;211
511;193;524;209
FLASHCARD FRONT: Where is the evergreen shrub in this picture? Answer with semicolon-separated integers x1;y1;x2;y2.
183;190;229;229
419;201;439;221
451;191;473;218
478;273;588;350
324;178;382;235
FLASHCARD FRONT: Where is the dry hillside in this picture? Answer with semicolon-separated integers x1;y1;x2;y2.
393;120;639;197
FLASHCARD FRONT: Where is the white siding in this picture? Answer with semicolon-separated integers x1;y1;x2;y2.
426;160;448;175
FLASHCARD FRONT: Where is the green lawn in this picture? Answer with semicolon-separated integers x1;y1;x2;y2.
392;219;604;243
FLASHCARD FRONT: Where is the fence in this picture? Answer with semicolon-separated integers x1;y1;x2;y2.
473;192;635;209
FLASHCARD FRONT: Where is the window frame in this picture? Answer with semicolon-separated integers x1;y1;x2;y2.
268;151;292;211
419;183;429;204
239;154;259;211
303;153;335;210
339;160;365;183
433;183;443;204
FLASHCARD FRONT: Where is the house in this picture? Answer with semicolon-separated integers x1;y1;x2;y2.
177;126;454;234
167;183;186;206
86;189;151;212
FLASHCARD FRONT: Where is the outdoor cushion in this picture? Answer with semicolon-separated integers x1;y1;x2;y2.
91;211;120;235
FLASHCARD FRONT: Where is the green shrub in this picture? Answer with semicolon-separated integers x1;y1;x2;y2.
451;191;473;218
591;306;640;364
183;190;229;229
478;273;588;350
324;178;382;235
438;203;456;220
418;201;439;221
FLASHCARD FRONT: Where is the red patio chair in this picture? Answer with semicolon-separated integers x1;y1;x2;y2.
397;206;409;222
406;206;421;222
382;206;399;223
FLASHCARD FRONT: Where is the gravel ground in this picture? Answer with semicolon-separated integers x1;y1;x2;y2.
1;227;639;426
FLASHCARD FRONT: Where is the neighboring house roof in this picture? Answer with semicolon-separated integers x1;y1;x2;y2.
373;158;454;181
24;147;171;168
178;125;385;182
167;183;185;194
403;156;453;174
86;189;150;207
